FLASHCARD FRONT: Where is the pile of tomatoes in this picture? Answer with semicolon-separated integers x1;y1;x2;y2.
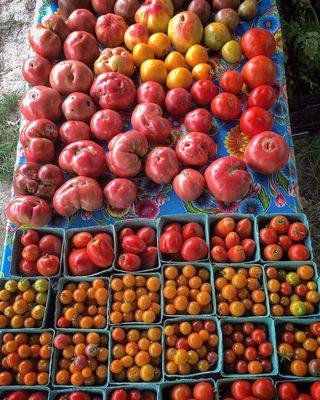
165;381;214;400
277;321;320;377
259;215;310;261
163;264;213;316
110;326;162;383
222;321;274;375
17;229;62;277
266;264;319;317
164;319;219;376
109;273;161;324
0;278;49;329
215;265;267;317
53;331;108;386
160;221;208;262
0;331;52;386
210;217;256;263
278;381;320;400
56;278;108;329
1;391;48;400
68;231;114;276
221;378;275;400
116;225;158;271
108;388;156;400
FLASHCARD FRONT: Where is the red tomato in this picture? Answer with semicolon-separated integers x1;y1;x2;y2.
145;147;179;184
121;235;147;254
241;238;256;258
298;395;313;400
248;85;277;110
193;382;214;400
173;168;205;201
22;55;52;86
71;232;93;248
6;392;30;400
181;237;208;261
160;231;183;254
182;222;204;240
24;137;54;164
117;253;141;271
22;244;40;261
21;230;40;246
191;79;219;106
252;378;275;400
94;232;113;248
278;383;298;400
288;222;308;242
263;244;283;261
184;108;213;134
241;28;276;59
36;254;60;276
236;219;252;239
231;381;253;400
163;223;182;233
211;93;241;120
259;342;273;357
165;88;193;116
29;393;48;400
251;329;266;344
211;245;228;262
170;384;193;400
140;246;158;269
288;244;310;261
270;215;290;234
242;56;276;89
63;31;99;65
39;234;62;257
90;109;122;142
137;81;166;107
19;259;38;276
136;227;156;246
277;235;293;253
244;131;290;174
87;237;114;268
311;382;320;400
220;70;244;94
68;248;98;276
259;227;278;245
240;107;273;138
69;392;92;400
67;9;97;34
119;228;135;242
104;178;137;210
62;93;96;122
311;322;320;337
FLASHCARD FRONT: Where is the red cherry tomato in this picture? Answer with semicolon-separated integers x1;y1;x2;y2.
278;383;298;400
311;322;320;336
231;381;253;400
211;92;241;120
220;70;244;94
248;85;277;110
160;231;183;254
193;382;214;400
170;384;193;400
241;238;256;258
87;237;114;268
251;329;266;344
311;382;320;400
252;378;275;400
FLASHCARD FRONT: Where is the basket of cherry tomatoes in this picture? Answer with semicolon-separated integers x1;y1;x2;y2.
209;215;258;264
64;227;115;277
0;330;53;387
214;265;268;317
276;320;320;379
109;273;162;325
276;381;320;400
264;262;320;317
0;277;50;329
114;220;159;273
0;389;49;400
52;330;109;388
258;214;312;262
160;379;215;400
109;325;163;385
55;277;109;330
11;228;64;278
106;385;157;400
221;319;277;377
158;215;209;264
51;389;103;400
164;316;221;378
217;378;276;400
162;263;214;317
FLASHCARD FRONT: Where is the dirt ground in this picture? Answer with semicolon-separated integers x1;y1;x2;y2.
0;0;35;259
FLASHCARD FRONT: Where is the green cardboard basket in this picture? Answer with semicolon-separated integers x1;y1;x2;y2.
220;317;278;378
54;276;109;330
51;388;105;400
0;387;50;400
106;384;159;400
161;262;216;318
113;219;160;273
158;214;209;264
160;379;216;400
208;213;259;264
10;227;65;279
64;226;115;277
275;379;320;398
217;378;275;400
163;315;222;379
108;272;163;325
108;324;164;386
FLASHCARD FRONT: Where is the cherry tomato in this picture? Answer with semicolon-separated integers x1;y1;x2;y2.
311;382;320;400
170;384;193;400
231;381;253;400
252;378;275;400
193;382;214;400
278;383;298;400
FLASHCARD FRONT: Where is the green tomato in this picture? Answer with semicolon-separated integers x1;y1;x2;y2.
286;272;300;286
278;269;287;281
221;40;242;63
17;279;31;292
34;278;48;293
290;300;307;316
204;22;231;51
36;292;47;305
4;280;18;293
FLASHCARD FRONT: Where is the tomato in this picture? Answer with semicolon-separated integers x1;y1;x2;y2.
119;227;135;242
39;235;62;257
193;382;214;400
62;93;96;122
244;131;290;174
28;393;48;400
20;119;59;146
104;178;137;210
117;253;141;271
22;244;40;261
5;391;29;400
263;244;283;261
182;222;204;240
259;227;278;245
6;196;52;227
19;259;38;276
242;56;276;88
176;132;216;167
211;92;241;120
288;222;308;242
136;227;156;247
24;137;54;164
165;88;193;116
67;9;97;34
231;381;253;400
71;232;92;249
241;239;256;258
69;392;91;400
311;382;320;400
269;215;290;234
36;254;59;276
63;31;99;65
22;55;52;86
170;384;193;400
181;237;208;261
248;85;277;110
251;329;266;344
146;147;179;184
184;108;213;134
278;383;298;400
311;322;320;336
140;246;158;269
241;28;276;59
173;168;205;201
220;70;244;94
259;342;273;357
28;25;61;60
277;235;293;253
252;378;275;400
288;244;310;261
87;237;114;268
21;230;40;246
211;245;228;262
122;235;147;254
191;79;219;106
235;218;252;239
137;82;166;107
68;248;98;276
164;223;183;233
160;231;183;254
240;107;273;138
90;109;123;142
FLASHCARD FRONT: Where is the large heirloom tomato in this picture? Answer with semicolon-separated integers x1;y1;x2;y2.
59;140;106;178
6;196;52;226
242;55;277;88
63;31;99;65
104;178;137;209
176;131;216;167
28;25;62;60
205;156;252;203
173;168;205;201
131;102;171;143
41;13;70;41
59;121;91;144
20;119;59;147
62;92;96;122
94;47;134;77
145;147;179;184
240;107;273;138
24;138;55;164
107;130;148;177
244;131;290;174
20;86;62;122
53;176;104;217
211;92;241;120
22;55;52;86
90;109;123;141
90;72;136;110
49;60;94;96
95;13;127;47
241;28;276;59
67;8;97;33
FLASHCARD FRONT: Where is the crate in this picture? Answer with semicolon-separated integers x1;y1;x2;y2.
10;227;65;279
64;226;115;277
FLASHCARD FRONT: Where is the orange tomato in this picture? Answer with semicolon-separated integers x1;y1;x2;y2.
140;59;167;85
192;63;214;80
148;32;171;57
185;44;208;68
133;43;154;68
165;51;186;71
166;67;192;89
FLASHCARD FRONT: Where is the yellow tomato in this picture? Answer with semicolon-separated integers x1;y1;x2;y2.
140;59;168;85
166;67;192;89
185;44;208;68
148;33;171;58
133;43;154;68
